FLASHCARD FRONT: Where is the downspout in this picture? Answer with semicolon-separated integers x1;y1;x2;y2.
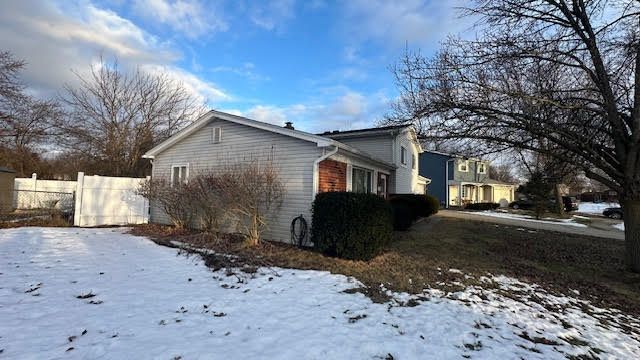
312;145;339;201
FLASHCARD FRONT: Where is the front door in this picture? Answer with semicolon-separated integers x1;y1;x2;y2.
377;173;388;198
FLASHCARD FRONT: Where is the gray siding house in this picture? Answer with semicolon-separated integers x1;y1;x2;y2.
143;111;429;243
419;150;515;207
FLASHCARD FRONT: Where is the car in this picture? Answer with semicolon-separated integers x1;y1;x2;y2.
509;196;578;212
603;207;623;219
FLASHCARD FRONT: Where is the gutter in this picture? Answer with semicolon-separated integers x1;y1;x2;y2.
312;145;339;201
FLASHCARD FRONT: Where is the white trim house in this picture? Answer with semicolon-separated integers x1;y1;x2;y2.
143;110;429;243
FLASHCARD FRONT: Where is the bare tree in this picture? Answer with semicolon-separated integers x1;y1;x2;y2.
0;51;61;177
59;58;206;177
388;1;640;271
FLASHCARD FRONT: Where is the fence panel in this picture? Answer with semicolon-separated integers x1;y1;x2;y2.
74;173;149;227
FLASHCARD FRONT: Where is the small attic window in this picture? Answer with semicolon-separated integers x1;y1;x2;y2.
212;127;222;144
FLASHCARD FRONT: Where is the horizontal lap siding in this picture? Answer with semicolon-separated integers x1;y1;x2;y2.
335;136;393;163
394;132;420;194
150;119;322;243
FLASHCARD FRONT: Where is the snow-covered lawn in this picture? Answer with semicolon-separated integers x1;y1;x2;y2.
1;228;639;359
577;202;619;215
462;211;588;227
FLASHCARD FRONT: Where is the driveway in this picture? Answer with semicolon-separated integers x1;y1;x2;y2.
437;210;625;240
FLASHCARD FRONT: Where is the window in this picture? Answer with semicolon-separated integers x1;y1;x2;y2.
477;162;486;174
171;165;188;186
400;146;407;165
412;154;416;170
352;167;372;193
458;160;469;172
212;127;222;144
461;185;468;198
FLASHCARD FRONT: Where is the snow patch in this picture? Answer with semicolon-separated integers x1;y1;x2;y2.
0;227;639;359
577;202;619;215
612;223;625;231
462;211;588;227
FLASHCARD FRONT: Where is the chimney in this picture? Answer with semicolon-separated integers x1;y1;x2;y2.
284;121;294;130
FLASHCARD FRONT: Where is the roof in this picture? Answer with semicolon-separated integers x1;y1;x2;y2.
317;124;410;137
143;110;395;170
320;123;423;153
0;166;16;173
423;150;482;162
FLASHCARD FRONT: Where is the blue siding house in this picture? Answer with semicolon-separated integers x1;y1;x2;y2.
419;151;515;207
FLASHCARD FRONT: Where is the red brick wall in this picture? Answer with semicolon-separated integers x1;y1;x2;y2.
319;159;347;193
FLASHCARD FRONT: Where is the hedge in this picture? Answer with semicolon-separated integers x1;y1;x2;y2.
465;202;500;211
389;199;414;230
311;192;393;261
388;194;439;230
389;194;440;217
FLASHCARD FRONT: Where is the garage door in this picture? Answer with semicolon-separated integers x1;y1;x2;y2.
494;186;513;207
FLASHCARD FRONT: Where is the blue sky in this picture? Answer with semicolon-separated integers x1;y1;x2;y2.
0;0;470;132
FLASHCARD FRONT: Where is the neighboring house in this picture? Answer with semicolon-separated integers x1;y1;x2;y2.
419;150;515;207
143;110;428;242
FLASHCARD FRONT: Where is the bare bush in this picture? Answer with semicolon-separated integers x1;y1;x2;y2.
222;160;285;246
137;179;195;229
189;173;229;233
139;160;284;244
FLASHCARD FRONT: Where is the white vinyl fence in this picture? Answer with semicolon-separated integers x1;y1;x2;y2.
12;173;149;227
14;174;76;210
74;172;149;227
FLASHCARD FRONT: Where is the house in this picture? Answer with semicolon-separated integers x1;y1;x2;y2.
419;150;515;207
142;110;428;242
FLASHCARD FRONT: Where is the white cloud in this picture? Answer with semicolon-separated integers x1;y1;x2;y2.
210;62;270;82
341;0;471;49
240;90;390;133
0;0;228;103
248;0;296;31
141;64;230;103
132;0;228;39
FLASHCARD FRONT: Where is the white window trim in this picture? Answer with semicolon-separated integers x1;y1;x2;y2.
400;146;407;166
412;153;417;170
212;127;222;144
477;162;486;174
171;164;189;186
458;160;469;172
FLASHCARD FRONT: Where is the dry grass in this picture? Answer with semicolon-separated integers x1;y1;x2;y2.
0;212;72;229
130;216;640;314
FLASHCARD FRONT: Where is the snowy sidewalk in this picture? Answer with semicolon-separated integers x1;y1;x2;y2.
1;228;639;359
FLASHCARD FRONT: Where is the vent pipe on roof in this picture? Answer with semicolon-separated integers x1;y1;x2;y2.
284;121;294;130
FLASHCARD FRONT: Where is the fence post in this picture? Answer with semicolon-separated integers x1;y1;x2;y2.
31;173;37;208
74;172;84;227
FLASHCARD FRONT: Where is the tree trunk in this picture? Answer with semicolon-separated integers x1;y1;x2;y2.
624;199;640;273
554;183;564;215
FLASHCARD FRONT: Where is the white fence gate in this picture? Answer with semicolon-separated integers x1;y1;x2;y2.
74;172;149;227
12;172;149;227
